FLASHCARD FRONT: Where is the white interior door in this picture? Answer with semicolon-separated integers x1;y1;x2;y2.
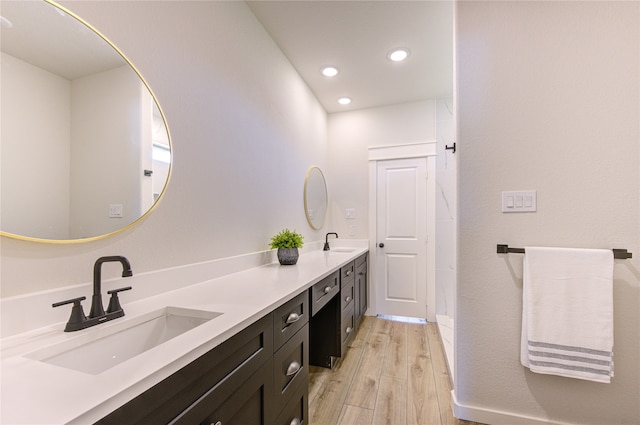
375;157;428;319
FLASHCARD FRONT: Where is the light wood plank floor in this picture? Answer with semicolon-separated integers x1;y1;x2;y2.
308;316;482;425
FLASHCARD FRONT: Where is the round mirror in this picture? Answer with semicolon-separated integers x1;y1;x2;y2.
0;0;171;243
304;166;328;230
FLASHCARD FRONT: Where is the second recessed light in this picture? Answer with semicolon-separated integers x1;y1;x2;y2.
321;66;339;77
387;48;410;62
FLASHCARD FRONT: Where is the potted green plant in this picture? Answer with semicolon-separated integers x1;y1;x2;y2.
270;228;304;265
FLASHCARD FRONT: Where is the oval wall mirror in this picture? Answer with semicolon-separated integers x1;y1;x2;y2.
304;166;328;230
0;0;171;243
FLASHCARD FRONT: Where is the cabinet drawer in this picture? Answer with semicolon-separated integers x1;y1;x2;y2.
341;307;355;348
355;257;368;325
355;257;367;277
341;261;355;281
170;357;274;425
340;279;355;312
310;271;339;316
273;324;309;414
97;314;273;425
273;291;308;349
274;378;308;425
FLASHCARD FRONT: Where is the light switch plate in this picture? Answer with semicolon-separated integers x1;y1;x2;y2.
109;204;123;218
502;191;536;213
345;208;356;219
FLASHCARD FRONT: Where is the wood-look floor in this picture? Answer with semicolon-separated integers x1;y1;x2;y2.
308;316;481;425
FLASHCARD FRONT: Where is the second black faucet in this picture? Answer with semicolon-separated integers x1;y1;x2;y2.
323;232;338;251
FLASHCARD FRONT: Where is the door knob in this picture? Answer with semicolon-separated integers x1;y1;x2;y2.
378;243;384;248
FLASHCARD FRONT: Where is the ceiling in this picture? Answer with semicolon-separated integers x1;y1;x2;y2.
1;1;453;114
0;1;124;81
247;1;454;113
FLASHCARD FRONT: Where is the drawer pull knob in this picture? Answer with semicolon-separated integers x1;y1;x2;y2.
345;296;352;303
345;270;351;276
323;286;332;294
285;312;300;324
286;361;302;376
210;422;222;425
290;418;301;425
346;326;353;334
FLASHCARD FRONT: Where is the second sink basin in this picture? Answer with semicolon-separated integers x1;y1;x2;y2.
26;306;222;375
329;248;356;253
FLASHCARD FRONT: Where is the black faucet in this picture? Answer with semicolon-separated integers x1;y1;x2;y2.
90;256;133;318
323;232;338;251
53;256;133;332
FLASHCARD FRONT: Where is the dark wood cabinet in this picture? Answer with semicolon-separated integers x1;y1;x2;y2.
274;378;308;425
169;357;274;425
273;291;308;349
309;272;341;368
355;254;368;326
340;260;356;352
97;253;367;424
98;290;311;425
96;314;273;425
309;254;367;369
309;270;339;316
272;292;309;423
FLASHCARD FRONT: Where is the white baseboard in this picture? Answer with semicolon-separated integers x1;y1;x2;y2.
451;390;573;425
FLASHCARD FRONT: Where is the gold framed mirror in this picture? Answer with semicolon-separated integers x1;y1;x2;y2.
0;0;171;243
304;166;328;230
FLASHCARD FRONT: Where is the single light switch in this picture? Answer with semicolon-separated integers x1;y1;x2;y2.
506;196;514;208
502;191;536;213
515;196;523;208
346;208;356;219
524;196;533;208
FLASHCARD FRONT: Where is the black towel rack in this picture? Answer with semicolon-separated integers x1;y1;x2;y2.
497;244;632;260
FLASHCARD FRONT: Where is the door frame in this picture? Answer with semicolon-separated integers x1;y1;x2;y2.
368;142;437;322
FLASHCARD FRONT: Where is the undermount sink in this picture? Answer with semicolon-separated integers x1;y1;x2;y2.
26;307;222;375
329;248;356;253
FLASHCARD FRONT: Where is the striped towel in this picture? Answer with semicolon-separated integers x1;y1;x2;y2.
521;247;614;383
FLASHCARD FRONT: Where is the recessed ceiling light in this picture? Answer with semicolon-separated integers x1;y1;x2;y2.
338;97;351;105
387;48;410;62
321;66;339;77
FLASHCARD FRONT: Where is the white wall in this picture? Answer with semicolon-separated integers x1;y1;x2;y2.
435;98;456;319
327;100;436;239
0;1;327;297
70;65;146;238
456;2;639;424
1;53;71;239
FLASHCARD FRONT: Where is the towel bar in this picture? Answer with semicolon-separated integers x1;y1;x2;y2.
497;244;632;260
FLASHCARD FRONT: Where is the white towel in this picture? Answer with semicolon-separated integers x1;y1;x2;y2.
521;246;614;383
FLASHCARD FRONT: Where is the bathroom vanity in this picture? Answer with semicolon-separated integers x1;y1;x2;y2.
309;253;368;368
98;254;367;425
0;247;368;424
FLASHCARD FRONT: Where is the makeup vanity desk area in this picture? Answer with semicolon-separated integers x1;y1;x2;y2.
0;246;368;425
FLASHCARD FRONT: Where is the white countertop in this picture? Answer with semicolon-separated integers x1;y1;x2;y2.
0;247;367;424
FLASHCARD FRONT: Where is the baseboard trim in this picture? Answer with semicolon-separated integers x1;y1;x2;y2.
451;390;573;425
